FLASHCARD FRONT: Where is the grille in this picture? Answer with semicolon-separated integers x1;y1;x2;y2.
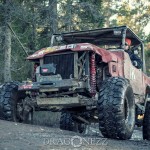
44;53;74;79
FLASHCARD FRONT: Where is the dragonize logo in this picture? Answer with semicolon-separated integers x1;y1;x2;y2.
44;136;108;147
71;136;82;147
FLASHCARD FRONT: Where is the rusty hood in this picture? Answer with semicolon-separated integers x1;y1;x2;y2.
27;43;118;63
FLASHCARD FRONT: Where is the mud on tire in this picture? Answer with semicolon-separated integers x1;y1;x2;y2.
0;82;33;123
0;82;19;121
143;101;150;140
97;77;135;140
60;112;86;133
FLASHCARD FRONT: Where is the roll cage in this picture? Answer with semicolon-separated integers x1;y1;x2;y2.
51;26;145;72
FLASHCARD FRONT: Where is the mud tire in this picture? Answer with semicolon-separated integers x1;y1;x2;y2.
143;101;150;140
97;77;135;140
0;82;33;123
0;82;19;121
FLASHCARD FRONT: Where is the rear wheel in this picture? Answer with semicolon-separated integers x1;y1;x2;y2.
143;101;150;140
60;112;86;133
0;82;33;123
97;77;135;140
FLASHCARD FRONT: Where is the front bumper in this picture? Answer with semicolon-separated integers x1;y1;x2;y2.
18;79;86;92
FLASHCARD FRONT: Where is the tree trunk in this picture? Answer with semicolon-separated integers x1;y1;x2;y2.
49;0;58;42
4;0;12;82
105;1;111;27
67;0;72;31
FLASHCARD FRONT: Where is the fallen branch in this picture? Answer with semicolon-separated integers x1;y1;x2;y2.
7;23;29;56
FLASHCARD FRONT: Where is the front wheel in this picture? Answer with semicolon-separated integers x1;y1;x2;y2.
97;77;135;140
0;82;33;124
0;82;19;121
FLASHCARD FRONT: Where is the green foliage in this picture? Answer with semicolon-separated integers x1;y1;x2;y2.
146;50;150;57
102;0;150;38
58;0;104;31
146;34;150;43
145;50;150;76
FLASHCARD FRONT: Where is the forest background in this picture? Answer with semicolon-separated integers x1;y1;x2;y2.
0;0;150;82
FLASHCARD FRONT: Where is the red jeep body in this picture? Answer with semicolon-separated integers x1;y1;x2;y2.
27;42;150;103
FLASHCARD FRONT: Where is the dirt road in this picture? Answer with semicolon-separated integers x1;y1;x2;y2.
0;120;150;150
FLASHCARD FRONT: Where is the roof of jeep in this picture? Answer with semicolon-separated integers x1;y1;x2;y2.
56;26;142;46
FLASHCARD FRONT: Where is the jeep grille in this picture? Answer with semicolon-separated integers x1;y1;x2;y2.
44;53;74;79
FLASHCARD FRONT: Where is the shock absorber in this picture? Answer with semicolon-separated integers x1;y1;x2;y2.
90;53;96;97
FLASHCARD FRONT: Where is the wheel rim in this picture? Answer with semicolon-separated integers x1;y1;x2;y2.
124;89;135;130
124;97;129;124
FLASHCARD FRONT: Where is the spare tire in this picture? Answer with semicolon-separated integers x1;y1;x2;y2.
97;77;135;140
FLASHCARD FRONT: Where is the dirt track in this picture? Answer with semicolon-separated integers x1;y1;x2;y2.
0;120;150;150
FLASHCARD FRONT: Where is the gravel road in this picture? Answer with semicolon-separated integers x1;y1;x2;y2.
0;119;150;150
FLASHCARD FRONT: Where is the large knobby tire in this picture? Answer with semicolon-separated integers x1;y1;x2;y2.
0;82;19;121
0;82;33;123
97;77;135;140
143;101;150;140
60;112;86;133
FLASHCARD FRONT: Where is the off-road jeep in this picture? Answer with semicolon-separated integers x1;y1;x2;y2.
1;26;150;140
